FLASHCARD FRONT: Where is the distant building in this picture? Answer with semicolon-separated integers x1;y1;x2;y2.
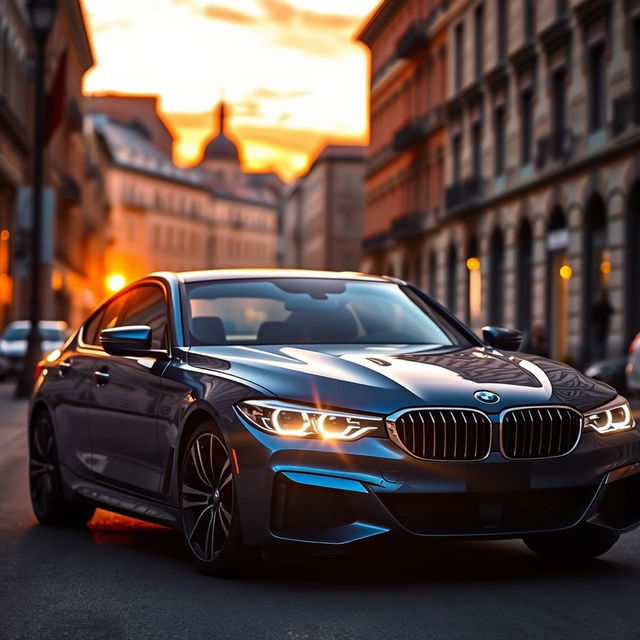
282;145;366;270
88;99;280;287
357;0;449;282
360;0;640;365
0;0;108;331
0;1;31;329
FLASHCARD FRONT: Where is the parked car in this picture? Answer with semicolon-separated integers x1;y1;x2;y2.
585;357;628;396
627;332;640;397
0;320;68;379
29;271;640;576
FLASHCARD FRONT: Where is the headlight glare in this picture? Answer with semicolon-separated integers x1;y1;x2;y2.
585;399;635;434
236;399;382;440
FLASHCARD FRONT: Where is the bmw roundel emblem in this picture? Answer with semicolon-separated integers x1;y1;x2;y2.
474;390;500;404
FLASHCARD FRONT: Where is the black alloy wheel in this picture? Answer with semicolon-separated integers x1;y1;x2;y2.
179;424;250;576
29;410;95;526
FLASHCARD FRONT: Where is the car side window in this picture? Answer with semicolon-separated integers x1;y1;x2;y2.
120;285;169;350
83;294;128;346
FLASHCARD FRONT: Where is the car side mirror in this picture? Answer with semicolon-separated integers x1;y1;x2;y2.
482;326;523;351
100;325;152;356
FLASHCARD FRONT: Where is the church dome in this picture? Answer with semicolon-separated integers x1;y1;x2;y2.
202;101;240;163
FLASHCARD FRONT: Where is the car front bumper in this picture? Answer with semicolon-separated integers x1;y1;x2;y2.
223;409;640;548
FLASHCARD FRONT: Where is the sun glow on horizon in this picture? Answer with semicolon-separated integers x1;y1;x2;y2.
81;0;379;180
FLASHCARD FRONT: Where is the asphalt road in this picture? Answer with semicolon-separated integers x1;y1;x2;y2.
2;383;640;640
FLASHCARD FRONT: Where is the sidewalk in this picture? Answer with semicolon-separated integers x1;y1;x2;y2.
0;382;28;429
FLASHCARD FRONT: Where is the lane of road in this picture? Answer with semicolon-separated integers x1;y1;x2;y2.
2;383;640;640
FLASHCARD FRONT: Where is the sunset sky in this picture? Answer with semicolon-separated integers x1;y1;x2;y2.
81;0;380;181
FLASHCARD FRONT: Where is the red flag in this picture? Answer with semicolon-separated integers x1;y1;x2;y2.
44;49;67;147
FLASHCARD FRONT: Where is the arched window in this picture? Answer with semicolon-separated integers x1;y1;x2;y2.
488;226;504;326
446;243;457;312
626;180;640;347
427;249;437;298
516;218;533;332
546;206;569;360
465;235;479;326
582;194;607;364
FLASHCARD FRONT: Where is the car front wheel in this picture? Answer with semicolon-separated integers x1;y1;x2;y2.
523;527;619;561
179;423;251;577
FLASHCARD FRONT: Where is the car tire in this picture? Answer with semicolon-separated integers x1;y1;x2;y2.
29;409;96;526
179;421;254;577
523;527;619;561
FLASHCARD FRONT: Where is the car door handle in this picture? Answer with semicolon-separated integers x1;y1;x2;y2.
58;360;72;377
94;369;110;386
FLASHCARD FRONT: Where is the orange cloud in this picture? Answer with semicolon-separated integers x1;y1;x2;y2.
81;0;379;181
200;5;257;24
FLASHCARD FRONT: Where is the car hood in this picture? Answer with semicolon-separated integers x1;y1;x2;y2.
187;344;617;415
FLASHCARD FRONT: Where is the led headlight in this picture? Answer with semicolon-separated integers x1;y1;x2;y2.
236;399;383;441
584;397;636;435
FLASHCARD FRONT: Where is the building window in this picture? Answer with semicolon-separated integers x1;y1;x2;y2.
521;89;533;166
524;0;535;42
551;69;566;159
471;121;482;178
634;18;640;123
494;106;506;177
588;43;606;133
454;22;464;93
474;4;484;81
452;133;462;183
497;0;507;64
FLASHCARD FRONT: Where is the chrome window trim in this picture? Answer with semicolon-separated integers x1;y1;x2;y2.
386;406;493;462
498;405;584;461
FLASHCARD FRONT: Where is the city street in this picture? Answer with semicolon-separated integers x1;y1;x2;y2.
0;382;639;639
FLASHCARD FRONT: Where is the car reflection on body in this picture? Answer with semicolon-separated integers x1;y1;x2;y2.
29;270;640;576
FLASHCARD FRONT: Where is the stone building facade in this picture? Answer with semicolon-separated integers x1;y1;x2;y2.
282;145;366;271
0;0;30;329
360;0;640;366
90;99;279;289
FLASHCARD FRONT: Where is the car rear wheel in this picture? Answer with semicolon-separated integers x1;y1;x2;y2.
179;423;251;577
523;527;619;561
29;409;95;526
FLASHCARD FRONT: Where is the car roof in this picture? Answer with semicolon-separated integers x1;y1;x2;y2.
155;268;399;285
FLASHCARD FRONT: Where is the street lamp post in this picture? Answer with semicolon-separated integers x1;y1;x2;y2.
16;0;58;398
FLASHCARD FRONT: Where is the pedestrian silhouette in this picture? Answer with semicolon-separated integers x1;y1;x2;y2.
591;288;615;361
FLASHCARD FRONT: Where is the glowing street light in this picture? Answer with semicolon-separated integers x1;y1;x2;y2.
106;273;126;293
559;264;573;280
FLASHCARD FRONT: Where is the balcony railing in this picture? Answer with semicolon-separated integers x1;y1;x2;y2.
612;92;640;137
536;128;575;169
393;120;425;150
445;176;483;211
391;211;427;238
393;109;445;152
396;21;429;59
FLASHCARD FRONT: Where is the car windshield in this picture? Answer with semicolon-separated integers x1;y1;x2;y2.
185;278;468;346
2;327;64;341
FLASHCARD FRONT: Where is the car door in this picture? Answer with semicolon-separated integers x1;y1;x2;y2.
88;283;170;496
51;296;127;479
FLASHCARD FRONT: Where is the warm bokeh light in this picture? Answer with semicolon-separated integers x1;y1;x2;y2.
51;270;64;291
106;273;126;292
559;265;573;280
600;260;611;275
466;257;481;272
81;0;380;180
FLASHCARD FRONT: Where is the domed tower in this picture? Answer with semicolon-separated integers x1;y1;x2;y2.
200;101;244;188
